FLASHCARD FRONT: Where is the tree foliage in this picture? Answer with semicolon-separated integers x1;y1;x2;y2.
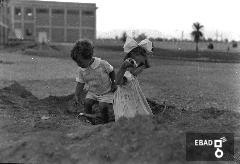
191;22;204;52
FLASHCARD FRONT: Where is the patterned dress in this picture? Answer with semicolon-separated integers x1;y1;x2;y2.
113;71;152;121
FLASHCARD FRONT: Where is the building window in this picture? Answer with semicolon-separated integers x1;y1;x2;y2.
15;7;21;16
82;10;94;16
52;9;64;14
25;28;32;36
67;10;79;15
25;8;33;17
36;8;49;14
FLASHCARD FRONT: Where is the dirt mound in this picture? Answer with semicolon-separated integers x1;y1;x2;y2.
0;82;240;164
63;109;240;164
22;43;72;58
2;82;34;98
0;60;14;65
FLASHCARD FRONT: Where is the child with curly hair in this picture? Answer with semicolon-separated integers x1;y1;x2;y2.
71;39;116;124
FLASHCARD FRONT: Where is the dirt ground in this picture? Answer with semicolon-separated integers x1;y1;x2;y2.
0;82;240;164
1;50;240;163
1;50;240;111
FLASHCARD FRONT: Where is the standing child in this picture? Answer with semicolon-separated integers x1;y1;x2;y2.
71;39;116;124
113;37;153;121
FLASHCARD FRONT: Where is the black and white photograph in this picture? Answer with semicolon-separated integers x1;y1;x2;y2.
0;0;240;163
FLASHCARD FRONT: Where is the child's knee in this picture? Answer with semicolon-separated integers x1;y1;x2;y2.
84;99;96;114
84;98;96;107
99;102;110;110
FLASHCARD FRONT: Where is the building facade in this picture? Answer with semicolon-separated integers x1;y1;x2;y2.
0;0;9;45
2;0;96;44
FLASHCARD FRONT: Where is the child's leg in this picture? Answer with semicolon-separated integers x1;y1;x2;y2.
84;98;97;114
98;92;114;123
84;98;97;124
99;102;111;123
85;92;98;114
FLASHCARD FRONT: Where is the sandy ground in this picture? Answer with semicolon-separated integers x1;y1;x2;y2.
1;50;240;111
0;50;77;98
1;50;240;163
141;57;240;111
0;50;76;81
0;81;240;164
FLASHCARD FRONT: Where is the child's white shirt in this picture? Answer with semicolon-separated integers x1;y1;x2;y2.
76;57;113;95
113;71;152;121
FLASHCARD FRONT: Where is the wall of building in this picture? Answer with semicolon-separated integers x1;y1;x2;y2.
0;26;8;45
0;0;9;45
8;0;96;43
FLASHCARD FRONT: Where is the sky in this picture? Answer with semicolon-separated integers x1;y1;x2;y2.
43;0;240;40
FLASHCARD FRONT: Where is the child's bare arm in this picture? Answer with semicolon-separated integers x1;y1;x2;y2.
116;66;127;85
109;70;115;83
116;60;133;85
75;82;85;104
109;70;117;92
131;65;145;76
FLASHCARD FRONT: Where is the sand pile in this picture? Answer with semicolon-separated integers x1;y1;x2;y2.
0;82;240;164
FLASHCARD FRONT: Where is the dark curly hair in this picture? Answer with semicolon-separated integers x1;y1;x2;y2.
70;39;94;62
124;46;150;68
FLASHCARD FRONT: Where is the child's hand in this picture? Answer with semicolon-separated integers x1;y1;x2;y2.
122;58;137;69
132;65;145;76
111;83;117;92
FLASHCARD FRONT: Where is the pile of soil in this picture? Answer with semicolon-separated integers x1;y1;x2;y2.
0;82;240;164
22;43;72;58
0;60;14;65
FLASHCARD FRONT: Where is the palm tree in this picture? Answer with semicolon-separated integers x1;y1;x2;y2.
191;22;204;52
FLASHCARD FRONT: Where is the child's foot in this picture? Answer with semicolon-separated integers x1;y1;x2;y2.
77;112;85;117
77;112;96;125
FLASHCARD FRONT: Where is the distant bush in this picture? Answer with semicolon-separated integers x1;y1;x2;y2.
155;37;164;42
232;41;238;48
207;38;213;42
169;38;178;42
207;43;214;50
